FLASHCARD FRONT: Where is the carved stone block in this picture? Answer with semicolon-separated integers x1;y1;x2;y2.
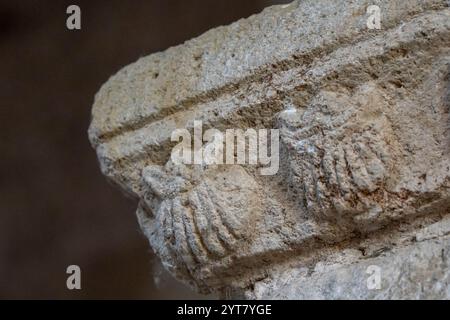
89;0;450;297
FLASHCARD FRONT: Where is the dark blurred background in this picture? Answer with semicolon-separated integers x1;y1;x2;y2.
0;0;290;299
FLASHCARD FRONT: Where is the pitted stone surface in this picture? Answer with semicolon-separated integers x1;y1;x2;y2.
89;0;450;298
246;216;450;299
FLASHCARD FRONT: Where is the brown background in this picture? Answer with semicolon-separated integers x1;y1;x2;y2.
0;0;289;299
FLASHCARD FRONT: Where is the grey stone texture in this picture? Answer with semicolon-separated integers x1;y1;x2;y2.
246;216;450;299
89;0;450;298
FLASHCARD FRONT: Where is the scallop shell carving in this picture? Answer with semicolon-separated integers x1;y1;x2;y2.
137;163;261;289
279;92;401;223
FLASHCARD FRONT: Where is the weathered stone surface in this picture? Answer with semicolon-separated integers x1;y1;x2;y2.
89;0;450;298
246;216;450;299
